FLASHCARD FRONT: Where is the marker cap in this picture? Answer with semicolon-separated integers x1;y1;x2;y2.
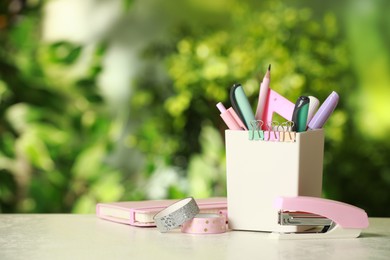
308;91;339;130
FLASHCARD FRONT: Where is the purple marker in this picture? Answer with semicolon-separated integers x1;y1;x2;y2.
307;91;339;130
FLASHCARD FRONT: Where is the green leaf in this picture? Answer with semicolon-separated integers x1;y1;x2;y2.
71;143;107;180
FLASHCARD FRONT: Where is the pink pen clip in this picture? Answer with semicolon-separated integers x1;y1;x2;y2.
271;196;369;239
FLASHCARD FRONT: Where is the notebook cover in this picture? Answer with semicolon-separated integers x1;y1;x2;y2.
96;197;227;227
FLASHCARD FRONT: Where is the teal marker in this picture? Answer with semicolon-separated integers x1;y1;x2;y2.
230;84;256;130
291;96;310;132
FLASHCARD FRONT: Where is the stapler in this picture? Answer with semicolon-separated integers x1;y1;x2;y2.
270;196;369;239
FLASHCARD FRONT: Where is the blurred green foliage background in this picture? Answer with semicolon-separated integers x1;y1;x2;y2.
1;0;389;216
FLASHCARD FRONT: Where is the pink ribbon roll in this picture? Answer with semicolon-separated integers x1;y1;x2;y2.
181;213;227;234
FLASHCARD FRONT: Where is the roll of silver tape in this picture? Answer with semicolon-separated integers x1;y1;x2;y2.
153;197;199;233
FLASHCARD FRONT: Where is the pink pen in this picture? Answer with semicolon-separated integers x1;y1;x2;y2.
255;64;271;129
228;107;247;130
216;102;241;130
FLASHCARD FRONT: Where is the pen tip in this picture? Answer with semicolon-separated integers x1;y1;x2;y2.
268;64;271;71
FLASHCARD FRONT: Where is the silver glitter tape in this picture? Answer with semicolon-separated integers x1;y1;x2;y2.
153;197;199;233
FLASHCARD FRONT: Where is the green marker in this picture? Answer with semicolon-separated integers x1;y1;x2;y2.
291;96;310;132
230;84;256;130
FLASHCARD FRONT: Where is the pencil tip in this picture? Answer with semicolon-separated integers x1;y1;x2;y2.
264;64;271;79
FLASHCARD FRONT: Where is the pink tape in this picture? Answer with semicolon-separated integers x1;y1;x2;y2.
181;214;227;234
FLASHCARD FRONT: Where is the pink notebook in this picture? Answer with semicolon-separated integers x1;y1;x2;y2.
96;197;227;227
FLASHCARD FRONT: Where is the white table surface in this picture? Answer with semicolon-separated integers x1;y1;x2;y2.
0;215;389;260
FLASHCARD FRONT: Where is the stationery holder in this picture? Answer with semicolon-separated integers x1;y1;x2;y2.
225;129;324;232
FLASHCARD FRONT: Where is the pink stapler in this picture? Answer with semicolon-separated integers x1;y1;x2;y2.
271;196;369;239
